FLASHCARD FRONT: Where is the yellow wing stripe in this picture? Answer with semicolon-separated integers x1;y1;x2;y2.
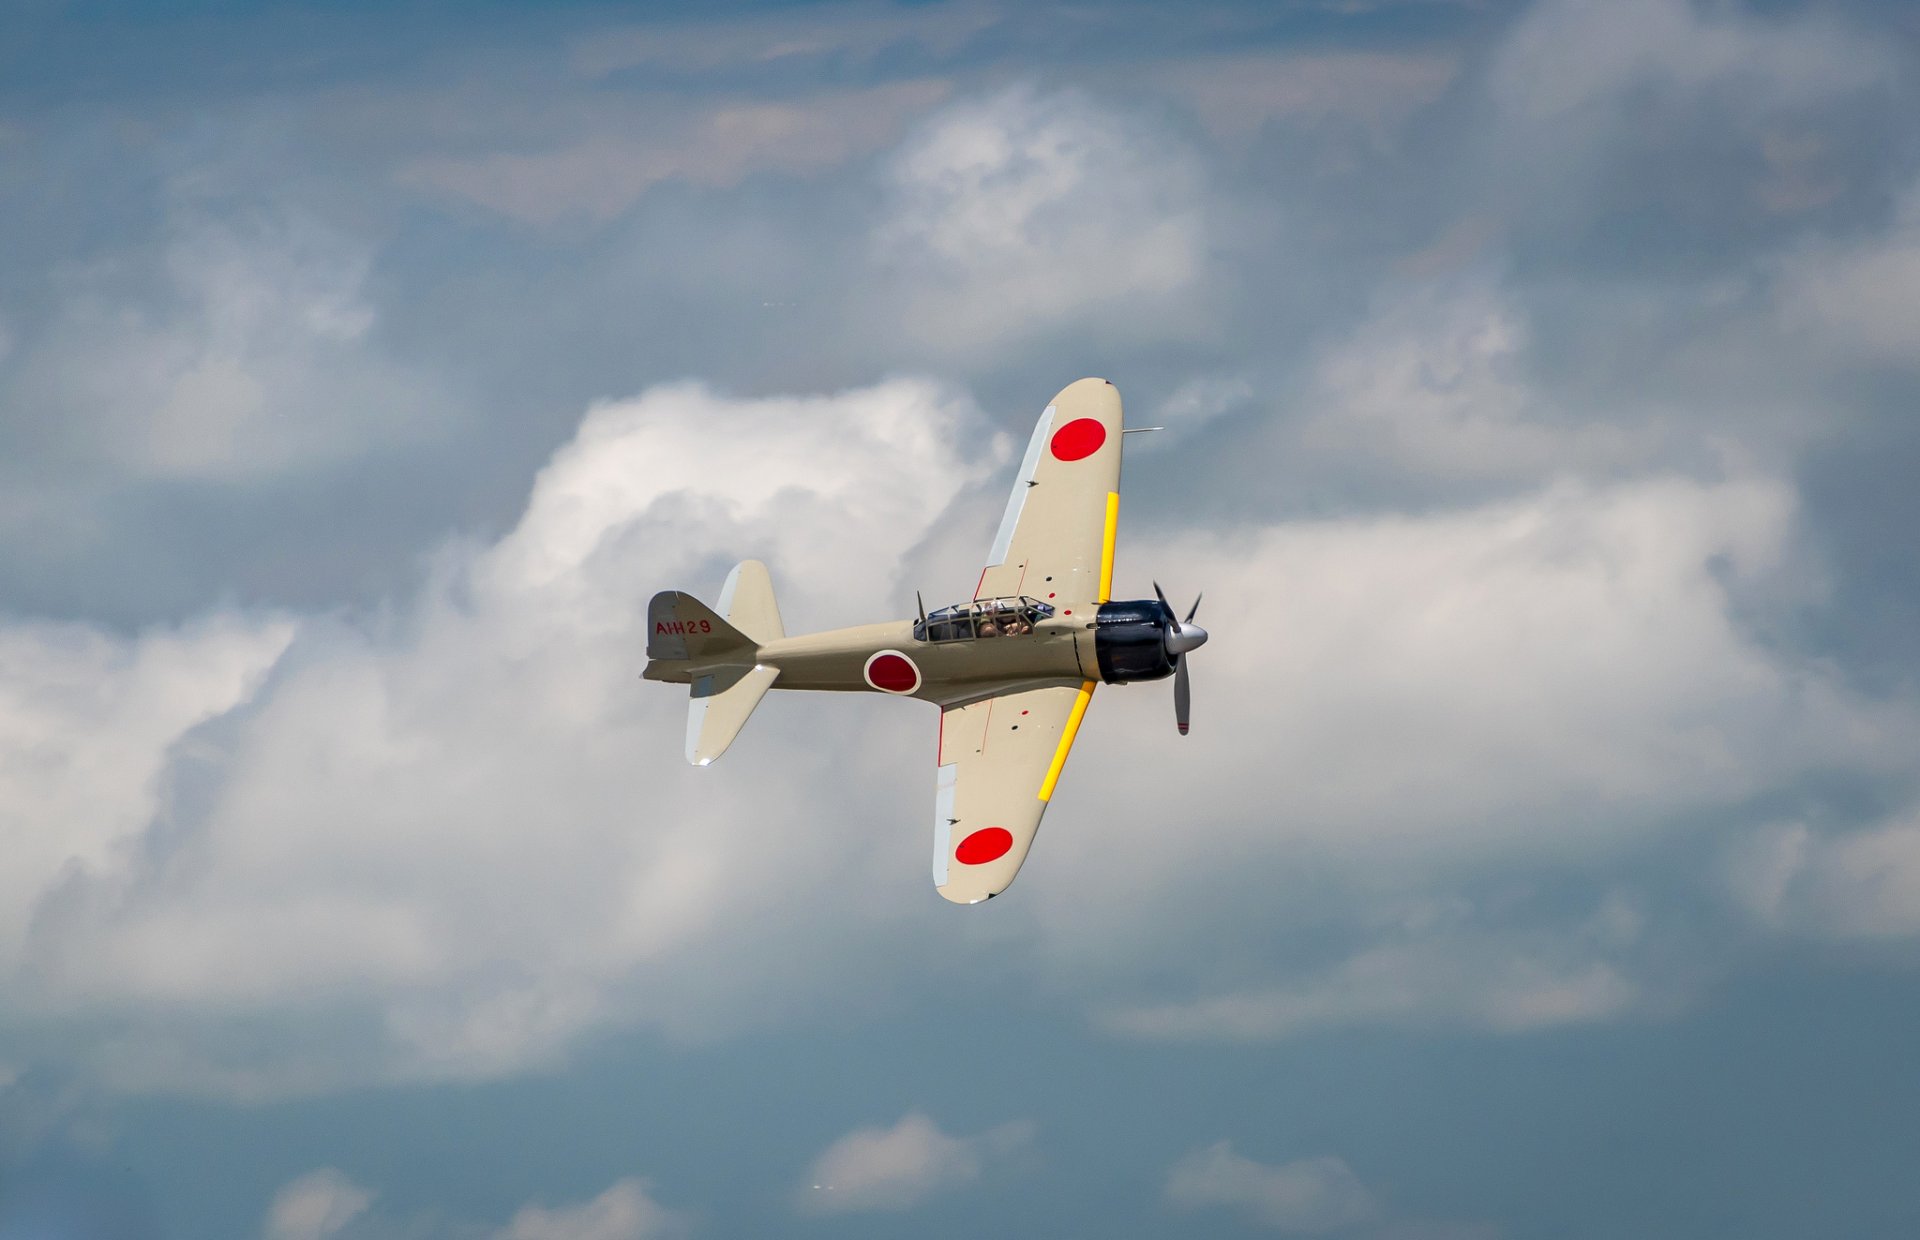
1098;490;1119;603
1038;680;1096;802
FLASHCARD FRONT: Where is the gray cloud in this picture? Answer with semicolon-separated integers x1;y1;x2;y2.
400;80;952;227
1166;1144;1381;1234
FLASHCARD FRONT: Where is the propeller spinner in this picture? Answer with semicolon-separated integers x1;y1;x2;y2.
1153;583;1208;735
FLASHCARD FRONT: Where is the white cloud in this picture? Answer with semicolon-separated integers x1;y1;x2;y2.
494;1178;688;1240
1059;474;1893;877
3;377;998;1096
1019;467;1911;1025
1166;1143;1378;1234
796;1111;1034;1214
258;1170;685;1240
263;1169;373;1240
12;208;447;480
1106;935;1637;1042
0;369;1909;1095
0;613;295;974
873;87;1207;350
1298;282;1655;482
1775;178;1920;363
1727;815;1920;940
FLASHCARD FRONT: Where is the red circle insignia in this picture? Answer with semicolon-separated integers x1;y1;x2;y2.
864;651;921;694
1049;417;1107;462
955;827;1014;865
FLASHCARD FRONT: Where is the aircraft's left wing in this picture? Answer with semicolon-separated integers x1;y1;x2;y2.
932;681;1095;904
976;378;1123;606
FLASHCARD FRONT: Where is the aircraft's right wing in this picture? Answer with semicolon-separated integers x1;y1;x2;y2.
932;681;1095;904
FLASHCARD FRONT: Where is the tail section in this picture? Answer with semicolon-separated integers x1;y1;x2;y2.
644;560;786;765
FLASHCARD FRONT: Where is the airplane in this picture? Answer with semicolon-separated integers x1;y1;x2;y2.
643;378;1207;904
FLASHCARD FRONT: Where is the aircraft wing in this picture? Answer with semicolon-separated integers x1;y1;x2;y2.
932;681;1095;904
976;378;1123;606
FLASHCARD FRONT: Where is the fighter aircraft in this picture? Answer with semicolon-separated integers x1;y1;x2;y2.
643;378;1206;903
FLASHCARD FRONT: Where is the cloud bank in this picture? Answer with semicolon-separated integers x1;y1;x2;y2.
3;353;1914;1099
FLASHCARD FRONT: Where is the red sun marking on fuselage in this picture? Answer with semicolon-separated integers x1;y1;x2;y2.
864;651;921;694
1049;418;1106;462
955;827;1013;865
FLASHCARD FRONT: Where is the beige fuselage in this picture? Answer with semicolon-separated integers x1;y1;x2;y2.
658;615;1102;708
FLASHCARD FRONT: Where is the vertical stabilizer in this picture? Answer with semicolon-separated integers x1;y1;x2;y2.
646;591;755;664
717;559;784;644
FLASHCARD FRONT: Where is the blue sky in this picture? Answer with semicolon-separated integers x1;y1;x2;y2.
4;1;1920;1237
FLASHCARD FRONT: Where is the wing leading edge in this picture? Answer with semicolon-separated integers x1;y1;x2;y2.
933;681;1095;904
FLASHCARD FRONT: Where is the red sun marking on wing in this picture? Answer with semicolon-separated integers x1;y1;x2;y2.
864;652;921;694
1049;417;1107;462
955;827;1013;865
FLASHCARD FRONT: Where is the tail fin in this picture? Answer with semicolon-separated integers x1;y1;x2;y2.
645;590;756;665
718;559;783;644
644;561;786;765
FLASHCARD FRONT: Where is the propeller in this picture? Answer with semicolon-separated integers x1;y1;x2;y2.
1153;583;1209;735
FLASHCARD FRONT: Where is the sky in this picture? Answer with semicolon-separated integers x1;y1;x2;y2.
3;0;1920;1236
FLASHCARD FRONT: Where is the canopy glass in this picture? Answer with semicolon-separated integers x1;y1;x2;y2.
915;596;1056;643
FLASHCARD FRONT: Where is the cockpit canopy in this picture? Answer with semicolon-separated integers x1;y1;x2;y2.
915;596;1056;643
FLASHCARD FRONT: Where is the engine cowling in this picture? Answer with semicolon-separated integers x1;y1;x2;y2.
1092;598;1179;683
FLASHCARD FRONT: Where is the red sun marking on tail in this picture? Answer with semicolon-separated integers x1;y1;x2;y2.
1049;418;1106;462
864;651;921;694
955;827;1013;865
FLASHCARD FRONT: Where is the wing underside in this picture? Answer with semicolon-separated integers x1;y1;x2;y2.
976;378;1123;606
933;681;1094;904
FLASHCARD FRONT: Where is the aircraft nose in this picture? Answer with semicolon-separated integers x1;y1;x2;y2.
1167;623;1208;655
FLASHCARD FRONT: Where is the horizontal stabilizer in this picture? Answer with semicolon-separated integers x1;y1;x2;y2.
688;663;779;765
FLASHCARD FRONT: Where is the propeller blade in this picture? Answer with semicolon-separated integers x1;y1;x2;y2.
1174;653;1191;735
1153;581;1171;617
1185;593;1203;624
